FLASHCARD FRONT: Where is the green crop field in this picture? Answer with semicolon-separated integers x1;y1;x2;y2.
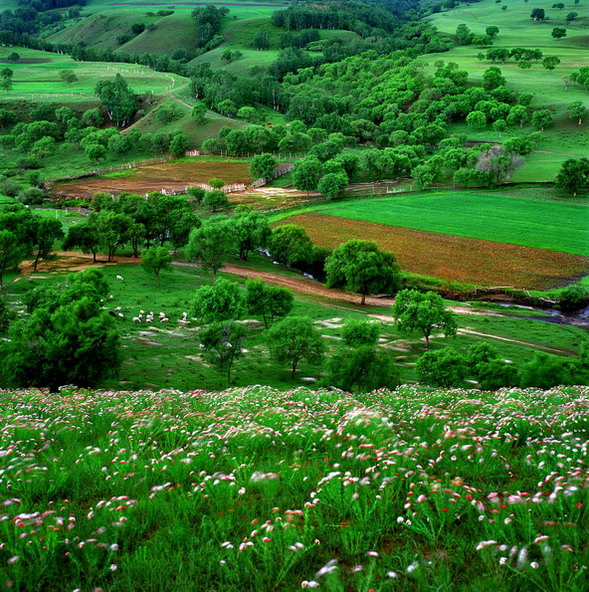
421;0;589;179
0;46;186;102
273;191;589;256
1;385;587;592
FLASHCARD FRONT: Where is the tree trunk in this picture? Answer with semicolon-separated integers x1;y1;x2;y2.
424;334;430;349
291;360;298;377
361;292;366;305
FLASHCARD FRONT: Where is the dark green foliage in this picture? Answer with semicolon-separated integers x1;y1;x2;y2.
555;158;589;195
416;347;467;387
558;285;589;313
249;153;278;180
0;270;120;392
268;225;313;268
325;240;401;305
0;230;23;286
192;278;245;323
520;352;572;388
95;74;138;127
328;345;399;392
341;319;380;347
230;205;271;261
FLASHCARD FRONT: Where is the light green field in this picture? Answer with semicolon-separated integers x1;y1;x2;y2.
0;46;186;102
272;191;589;256
422;0;589;179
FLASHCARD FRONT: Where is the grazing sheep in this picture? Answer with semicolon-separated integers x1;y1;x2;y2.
115;306;122;312
116;275;124;281
160;317;169;323
118;313;124;319
132;316;142;323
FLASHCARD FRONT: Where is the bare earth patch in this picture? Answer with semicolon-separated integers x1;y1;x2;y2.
53;160;253;199
276;213;589;290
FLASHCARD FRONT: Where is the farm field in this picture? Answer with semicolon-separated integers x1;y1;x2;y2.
52;157;253;198
273;191;589;256
275;212;589;289
0;385;587;592
0;46;185;102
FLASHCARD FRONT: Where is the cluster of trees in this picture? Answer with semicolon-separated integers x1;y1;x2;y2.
191;4;229;49
0;0;83;37
417;342;589;390
65;192;201;261
480;47;544;64
455;23;498;47
0;268;121;392
0;98;191;177
0;203;63;275
272;1;402;37
555;158;589;195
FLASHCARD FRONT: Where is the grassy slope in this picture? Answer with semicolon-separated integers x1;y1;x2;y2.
422;0;589;180
2;385;587;592
272;191;589;256
117;15;197;56
0;46;185;102
130;96;245;148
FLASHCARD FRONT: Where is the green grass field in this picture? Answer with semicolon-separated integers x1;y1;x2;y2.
0;46;186;102
422;0;589;179
1;385;587;591
273;190;589;256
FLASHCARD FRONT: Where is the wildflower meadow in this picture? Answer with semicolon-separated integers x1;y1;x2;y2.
0;385;587;591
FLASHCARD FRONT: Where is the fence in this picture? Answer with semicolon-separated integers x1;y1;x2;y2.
250;163;294;189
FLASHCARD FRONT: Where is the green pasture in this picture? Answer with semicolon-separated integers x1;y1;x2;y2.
272;191;589;256
83;0;290;19
0;46;186;102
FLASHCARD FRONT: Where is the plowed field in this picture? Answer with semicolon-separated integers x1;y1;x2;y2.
53;159;252;199
276;213;589;289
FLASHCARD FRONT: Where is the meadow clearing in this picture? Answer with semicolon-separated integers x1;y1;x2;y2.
0;385;587;591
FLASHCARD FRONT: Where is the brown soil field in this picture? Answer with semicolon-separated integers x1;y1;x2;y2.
276;213;589;290
52;160;252;199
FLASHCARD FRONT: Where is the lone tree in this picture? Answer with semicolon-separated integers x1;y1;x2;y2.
267;316;324;377
530;8;546;20
198;321;246;385
245;278;293;327
325;240;401;305
551;27;567;39
542;56;561;71
486;26;500;38
95;74;137;127
186;220;234;279
475;146;524;185
567;101;586;125
392;289;458;349
416;347;467;387
555;158;589;195
140;246;173;285
60;70;78;85
292;156;322;195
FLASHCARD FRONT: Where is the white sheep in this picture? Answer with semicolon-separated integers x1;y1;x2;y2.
160;317;169;323
116;275;124;281
118;313;124;319
115;306;122;312
132;315;142;323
